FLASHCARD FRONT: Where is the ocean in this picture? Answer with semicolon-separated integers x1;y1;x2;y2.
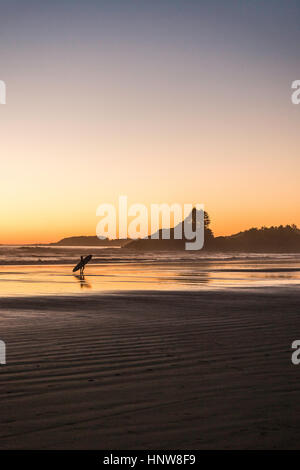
0;245;300;296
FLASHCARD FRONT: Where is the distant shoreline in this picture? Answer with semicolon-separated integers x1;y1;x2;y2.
3;223;300;252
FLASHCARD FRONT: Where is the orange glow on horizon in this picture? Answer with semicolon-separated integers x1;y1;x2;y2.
1;5;299;245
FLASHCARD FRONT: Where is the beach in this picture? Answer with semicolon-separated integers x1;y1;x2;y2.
1;0;299;454
1;284;300;449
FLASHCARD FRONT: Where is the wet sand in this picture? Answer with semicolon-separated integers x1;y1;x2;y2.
0;289;300;449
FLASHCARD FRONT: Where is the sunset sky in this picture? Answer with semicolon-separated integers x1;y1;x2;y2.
0;0;299;243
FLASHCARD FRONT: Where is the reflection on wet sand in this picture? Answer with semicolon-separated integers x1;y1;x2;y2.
1;257;300;297
73;274;92;289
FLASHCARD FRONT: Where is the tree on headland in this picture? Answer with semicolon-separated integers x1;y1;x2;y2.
190;207;214;244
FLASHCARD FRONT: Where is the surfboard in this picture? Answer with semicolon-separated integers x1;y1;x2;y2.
72;254;92;273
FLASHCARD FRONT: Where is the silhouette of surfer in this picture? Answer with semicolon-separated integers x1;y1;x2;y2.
80;256;85;276
73;254;92;277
